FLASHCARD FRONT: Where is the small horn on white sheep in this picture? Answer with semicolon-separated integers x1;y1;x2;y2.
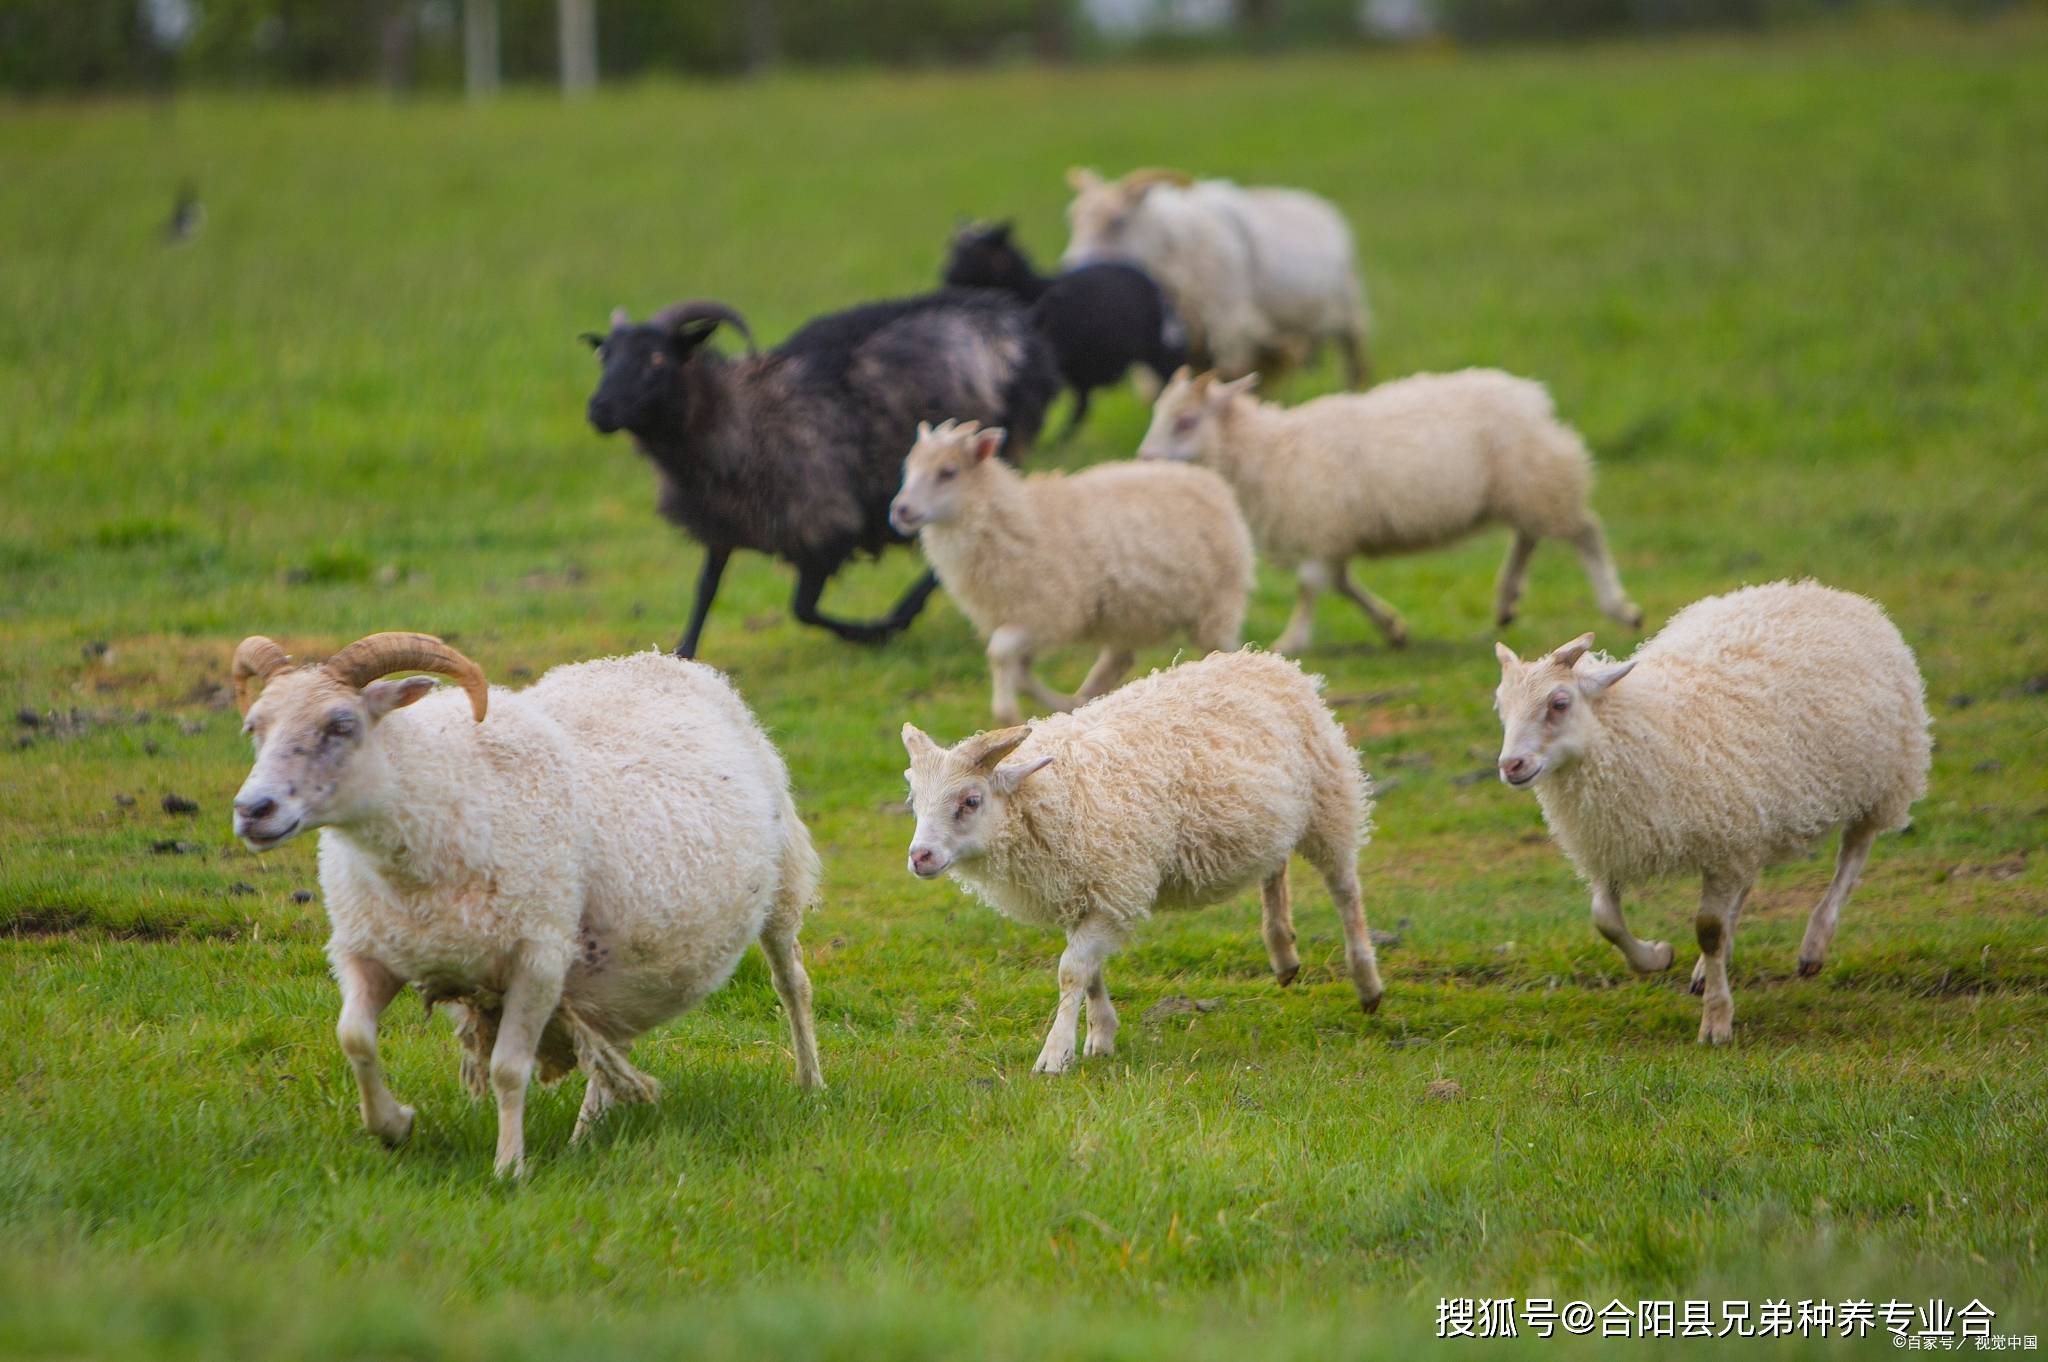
232;636;294;714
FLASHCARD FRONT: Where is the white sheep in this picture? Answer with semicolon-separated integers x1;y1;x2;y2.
1138;366;1643;654
900;649;1382;1074
229;632;823;1176
889;418;1254;725
1062;167;1371;387
1492;581;1930;1044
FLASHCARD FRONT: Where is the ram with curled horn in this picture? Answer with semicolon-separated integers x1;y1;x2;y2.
228;630;826;1176
581;283;1062;659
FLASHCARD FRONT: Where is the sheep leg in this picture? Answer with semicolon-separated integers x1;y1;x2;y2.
1690;883;1749;994
1569;518;1643;630
1591;881;1675;974
1799;817;1879;977
1273;561;1328;655
1073;648;1135;705
760;921;825;1091
489;947;568;1179
1053;388;1092;445
1332;561;1409;649
1033;918;1119;1075
882;568;943;630
790;563;892;645
1316;859;1383;1012
986;626;1035;726
334;954;415;1146
1261;865;1300;986
675;544;731;660
1338;330;1371;389
1695;875;1750;1046
1494;532;1540;627
1082;965;1118;1058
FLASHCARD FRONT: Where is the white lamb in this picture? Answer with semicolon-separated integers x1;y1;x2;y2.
1492;581;1930;1045
1138;366;1643;654
900;649;1382;1074
1062;167;1371;387
229;631;823;1176
888;418;1253;725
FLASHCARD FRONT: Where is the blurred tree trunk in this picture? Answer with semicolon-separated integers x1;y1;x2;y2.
1033;0;1070;62
464;0;500;98
1240;0;1284;44
559;0;597;94
375;1;417;91
744;0;778;74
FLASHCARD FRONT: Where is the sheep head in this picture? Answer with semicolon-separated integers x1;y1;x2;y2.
941;219;1032;292
900;722;1053;879
583;299;755;438
1491;635;1637;790
230;631;489;850
889;418;1006;535
1061;165;1190;266
1135;367;1254;465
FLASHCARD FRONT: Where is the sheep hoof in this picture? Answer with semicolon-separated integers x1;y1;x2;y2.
1796;956;1823;978
1623;606;1645;630
1359;991;1383;1015
1495;610;1516;628
1689;975;1705;997
1642;940;1676;973
1275;964;1301;987
376;1105;416;1147
1083;1033;1116;1058
1031;1048;1075;1076
1386;628;1410;650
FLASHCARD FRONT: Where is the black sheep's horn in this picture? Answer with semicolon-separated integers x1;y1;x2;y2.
649;299;756;356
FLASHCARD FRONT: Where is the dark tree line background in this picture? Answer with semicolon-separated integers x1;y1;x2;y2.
0;0;2012;94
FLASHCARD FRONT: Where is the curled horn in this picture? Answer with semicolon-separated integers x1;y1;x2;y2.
324;632;488;723
231;636;293;715
1119;167;1194;193
648;299;757;355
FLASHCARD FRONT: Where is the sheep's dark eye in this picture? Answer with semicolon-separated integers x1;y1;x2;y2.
1173;415;1199;435
325;714;357;739
937;467;957;482
957;792;981;818
1549;692;1571;714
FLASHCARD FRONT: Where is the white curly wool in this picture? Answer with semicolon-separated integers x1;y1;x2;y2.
238;650;821;1175
1062;169;1371;385
1493;580;1930;1045
1139;366;1643;653
890;418;1254;724
900;649;1382;1074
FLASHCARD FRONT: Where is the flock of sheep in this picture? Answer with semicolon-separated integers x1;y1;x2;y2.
227;168;1932;1176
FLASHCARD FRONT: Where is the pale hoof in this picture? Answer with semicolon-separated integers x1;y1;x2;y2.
1083;1032;1116;1058
1031;1047;1075;1076
1273;635;1309;657
1698;1003;1733;1046
1275;963;1301;988
374;1105;416;1147
1384;624;1410;650
494;1155;526;1181
1637;940;1676;974
1622;605;1645;630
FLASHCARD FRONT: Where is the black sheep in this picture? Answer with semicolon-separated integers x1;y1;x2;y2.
583;292;1061;659
942;220;1186;443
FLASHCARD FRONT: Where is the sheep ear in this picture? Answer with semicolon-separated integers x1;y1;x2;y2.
1550;633;1596;669
971;427;1007;462
992;219;1014;242
362;675;437;718
578;331;604;350
991;754;1053;795
1067;166;1102;191
1494;641;1522;675
1579;659;1636;694
959;725;1031;772
901;723;939;760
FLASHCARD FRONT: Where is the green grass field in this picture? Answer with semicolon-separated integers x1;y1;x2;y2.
3;16;2046;1358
